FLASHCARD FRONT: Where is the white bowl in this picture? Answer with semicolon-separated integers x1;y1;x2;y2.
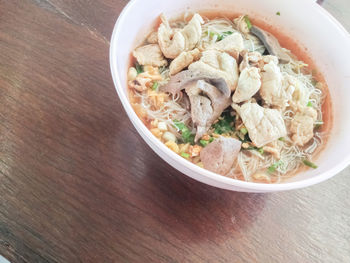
110;0;350;192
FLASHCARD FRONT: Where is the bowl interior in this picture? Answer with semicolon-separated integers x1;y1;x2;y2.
110;0;350;190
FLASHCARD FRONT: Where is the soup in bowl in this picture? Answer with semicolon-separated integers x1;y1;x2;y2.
110;0;350;192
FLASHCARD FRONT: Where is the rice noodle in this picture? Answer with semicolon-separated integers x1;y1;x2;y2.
134;90;192;137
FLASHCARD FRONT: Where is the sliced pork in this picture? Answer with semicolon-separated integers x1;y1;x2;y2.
250;26;291;64
186;80;231;141
200;137;242;175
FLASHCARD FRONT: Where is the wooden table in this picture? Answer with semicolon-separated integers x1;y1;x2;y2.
1;1;349;262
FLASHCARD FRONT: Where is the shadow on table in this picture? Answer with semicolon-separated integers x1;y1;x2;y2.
141;160;267;243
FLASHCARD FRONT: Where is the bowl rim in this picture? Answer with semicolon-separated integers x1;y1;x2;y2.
109;0;350;191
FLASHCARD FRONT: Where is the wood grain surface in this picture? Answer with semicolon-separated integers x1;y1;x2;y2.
0;1;349;262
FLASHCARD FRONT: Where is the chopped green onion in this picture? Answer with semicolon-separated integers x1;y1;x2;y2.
279;137;285;141
208;31;233;42
187;135;195;145
135;62;143;74
268;161;283;173
307;101;313;107
181;152;190;159
237;132;246;141
240;127;248;135
173;120;195;144
303;159;318;169
268;165;277;173
247;146;264;155
200;140;209;147
237;132;251;143
213;111;235;134
209;137;214;143
276;11;281;16
174;121;185;130
244;15;252;30
217;31;233;41
159;66;167;73
209;31;216;38
152;82;159;91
